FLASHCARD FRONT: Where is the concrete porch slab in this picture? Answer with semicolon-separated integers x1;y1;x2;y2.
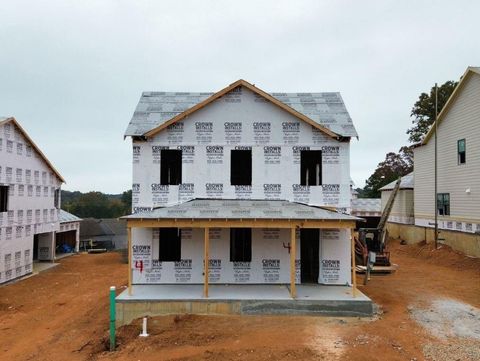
115;285;373;325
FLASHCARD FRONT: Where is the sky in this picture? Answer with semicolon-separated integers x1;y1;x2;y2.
1;0;479;193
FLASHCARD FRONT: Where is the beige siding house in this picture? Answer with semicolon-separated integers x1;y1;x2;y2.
413;67;480;256
380;173;414;225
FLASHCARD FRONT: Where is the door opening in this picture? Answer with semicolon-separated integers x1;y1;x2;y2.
300;229;319;283
33;234;39;261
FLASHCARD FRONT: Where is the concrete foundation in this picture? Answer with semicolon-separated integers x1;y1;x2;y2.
386;222;480;257
115;284;373;325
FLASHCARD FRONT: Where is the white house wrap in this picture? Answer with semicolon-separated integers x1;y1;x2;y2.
0;117;80;284
123;80;360;298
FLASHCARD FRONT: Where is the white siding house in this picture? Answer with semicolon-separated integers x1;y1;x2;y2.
414;67;480;235
121;80;364;304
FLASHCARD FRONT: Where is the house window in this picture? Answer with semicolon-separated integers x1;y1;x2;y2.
0;186;8;212
300;150;322;186
437;193;450;216
159;228;181;262
457;139;466;164
230;228;252;262
160;150;182;185
54;189;61;209
231;150;252;185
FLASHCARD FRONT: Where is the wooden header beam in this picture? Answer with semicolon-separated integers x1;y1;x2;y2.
126;219;356;230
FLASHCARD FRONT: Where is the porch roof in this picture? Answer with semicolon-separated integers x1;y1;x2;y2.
123;199;361;222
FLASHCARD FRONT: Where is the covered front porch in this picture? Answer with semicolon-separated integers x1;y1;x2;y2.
121;199;366;320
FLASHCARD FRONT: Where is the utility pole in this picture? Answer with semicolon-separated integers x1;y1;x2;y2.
434;83;438;249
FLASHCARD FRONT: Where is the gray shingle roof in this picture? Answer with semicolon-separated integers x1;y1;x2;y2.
379;172;414;191
59;209;82;223
125;89;357;138
80;218;115;237
100;218;127;236
80;218;127;237
351;198;381;213
123;199;361;221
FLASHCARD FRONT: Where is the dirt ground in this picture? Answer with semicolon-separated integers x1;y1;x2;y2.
1;240;479;361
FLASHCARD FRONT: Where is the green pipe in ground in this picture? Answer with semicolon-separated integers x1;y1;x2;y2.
109;286;116;351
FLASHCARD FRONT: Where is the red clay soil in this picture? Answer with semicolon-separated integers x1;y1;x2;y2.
1;241;479;361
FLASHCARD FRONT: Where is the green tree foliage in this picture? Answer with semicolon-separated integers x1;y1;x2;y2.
62;190;131;218
121;190;132;213
406;80;457;143
362;146;413;198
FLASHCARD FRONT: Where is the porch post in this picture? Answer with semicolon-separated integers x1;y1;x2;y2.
290;227;296;298
204;227;209;298
127;226;132;296
351;228;357;298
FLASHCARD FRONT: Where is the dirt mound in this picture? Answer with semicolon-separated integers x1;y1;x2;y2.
2;243;480;361
390;239;480;271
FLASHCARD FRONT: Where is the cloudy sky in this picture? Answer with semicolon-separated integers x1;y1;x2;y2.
1;0;478;193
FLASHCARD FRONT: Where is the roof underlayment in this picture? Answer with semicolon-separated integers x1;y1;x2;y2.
125;85;357;138
124;199;361;221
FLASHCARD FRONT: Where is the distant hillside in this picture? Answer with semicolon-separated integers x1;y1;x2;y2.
61;190;131;218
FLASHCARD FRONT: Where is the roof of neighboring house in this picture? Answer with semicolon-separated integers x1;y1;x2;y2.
0;117;65;182
80;218;126;238
379;172;414;191
422;66;480;145
125;79;357;138
100;218;127;236
351;198;382;214
123;199;361;221
59;210;82;223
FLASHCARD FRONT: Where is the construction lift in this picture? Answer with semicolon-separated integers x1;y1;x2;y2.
355;178;401;283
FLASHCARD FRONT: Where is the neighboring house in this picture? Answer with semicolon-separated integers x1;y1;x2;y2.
379;172;414;225
351;198;382;229
80;218;127;250
415;67;480;234
116;79;371;322
0;117;78;284
387;67;479;256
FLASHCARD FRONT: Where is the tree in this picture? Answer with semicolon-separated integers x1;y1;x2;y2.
406;80;457;143
121;190;132;214
363;146;414;198
61;189;132;218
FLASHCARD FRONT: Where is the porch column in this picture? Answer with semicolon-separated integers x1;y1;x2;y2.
204;228;209;298
127;227;132;296
75;223;80;253
290;227;296;298
51;232;56;262
351;228;357;298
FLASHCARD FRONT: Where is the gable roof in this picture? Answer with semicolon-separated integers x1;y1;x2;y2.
0;117;65;183
379;172;414;191
422;67;480;145
80;218;127;237
125;79;357;139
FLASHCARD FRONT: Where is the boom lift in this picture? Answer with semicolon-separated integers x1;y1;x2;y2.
355;178;401;281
